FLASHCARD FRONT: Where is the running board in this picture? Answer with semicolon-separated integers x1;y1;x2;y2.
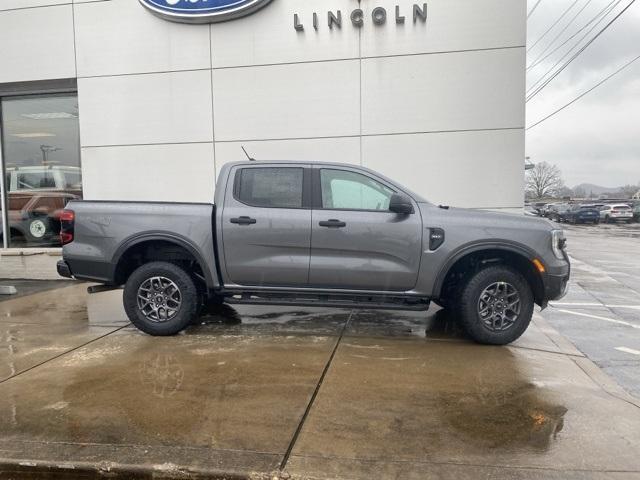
223;291;430;311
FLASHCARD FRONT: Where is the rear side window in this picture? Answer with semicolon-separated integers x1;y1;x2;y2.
236;167;303;208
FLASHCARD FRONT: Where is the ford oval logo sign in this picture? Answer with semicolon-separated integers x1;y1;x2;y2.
139;0;274;24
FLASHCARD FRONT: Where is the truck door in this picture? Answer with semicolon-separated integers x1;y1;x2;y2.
221;165;311;287
309;166;422;291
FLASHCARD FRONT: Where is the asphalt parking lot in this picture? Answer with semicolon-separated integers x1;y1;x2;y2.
541;221;640;398
1;223;640;479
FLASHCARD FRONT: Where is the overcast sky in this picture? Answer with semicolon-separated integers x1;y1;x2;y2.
526;0;640;188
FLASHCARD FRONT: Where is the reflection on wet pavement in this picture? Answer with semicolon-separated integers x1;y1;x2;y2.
194;303;349;337
0;284;639;478
0;283;90;326
346;307;459;340
290;339;640;474
0;331;337;454
0;284;124;383
0;323;119;382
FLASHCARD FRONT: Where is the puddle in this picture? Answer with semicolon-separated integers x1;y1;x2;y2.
439;381;567;451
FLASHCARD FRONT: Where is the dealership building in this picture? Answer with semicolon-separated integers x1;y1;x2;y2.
0;0;525;279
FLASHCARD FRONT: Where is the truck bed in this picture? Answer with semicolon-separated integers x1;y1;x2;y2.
62;200;219;287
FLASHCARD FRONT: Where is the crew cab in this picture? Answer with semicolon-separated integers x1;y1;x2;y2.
57;162;570;345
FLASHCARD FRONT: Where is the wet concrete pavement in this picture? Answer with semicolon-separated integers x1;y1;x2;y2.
541;222;640;399
0;280;71;303
0;282;640;479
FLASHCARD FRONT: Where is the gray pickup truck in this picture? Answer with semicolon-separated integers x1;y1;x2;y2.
57;161;569;344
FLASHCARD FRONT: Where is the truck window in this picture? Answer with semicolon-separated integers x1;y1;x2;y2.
320;169;394;211
236;167;303;208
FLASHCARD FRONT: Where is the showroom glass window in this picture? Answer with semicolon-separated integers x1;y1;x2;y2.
0;95;81;248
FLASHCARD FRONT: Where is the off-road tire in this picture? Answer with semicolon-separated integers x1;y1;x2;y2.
123;261;199;336
458;265;534;345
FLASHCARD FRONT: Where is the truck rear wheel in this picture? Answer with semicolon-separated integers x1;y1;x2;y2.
457;265;534;345
123;261;199;336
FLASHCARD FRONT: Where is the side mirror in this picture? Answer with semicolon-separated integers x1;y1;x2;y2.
389;194;414;215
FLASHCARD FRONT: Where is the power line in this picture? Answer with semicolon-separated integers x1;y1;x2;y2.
527;0;637;102
527;0;619;71
528;0;595;68
526;0;622;93
528;0;544;19
527;0;580;53
527;53;640;130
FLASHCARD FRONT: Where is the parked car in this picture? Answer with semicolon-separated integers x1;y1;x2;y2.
540;203;557;218
547;203;572;222
563;204;600;224
58;161;570;345
631;201;640;223
599;204;634;223
532;202;547;216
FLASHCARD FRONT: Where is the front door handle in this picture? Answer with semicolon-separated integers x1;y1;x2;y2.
319;219;346;228
230;216;257;225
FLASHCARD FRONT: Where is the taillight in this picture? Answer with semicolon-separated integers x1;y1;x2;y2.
60;209;75;245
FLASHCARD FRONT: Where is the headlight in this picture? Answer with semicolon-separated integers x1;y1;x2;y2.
551;229;566;260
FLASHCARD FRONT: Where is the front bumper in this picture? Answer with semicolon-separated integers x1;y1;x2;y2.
545;271;569;301
57;260;73;279
543;250;570;303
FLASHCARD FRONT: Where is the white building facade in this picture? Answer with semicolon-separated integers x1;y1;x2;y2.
0;0;525;278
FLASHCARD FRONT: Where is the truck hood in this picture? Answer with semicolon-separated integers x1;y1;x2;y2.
420;204;556;232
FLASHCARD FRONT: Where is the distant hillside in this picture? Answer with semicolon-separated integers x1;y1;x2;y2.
572;183;621;196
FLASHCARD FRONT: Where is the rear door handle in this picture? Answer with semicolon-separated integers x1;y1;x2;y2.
230;216;257;225
319;219;346;228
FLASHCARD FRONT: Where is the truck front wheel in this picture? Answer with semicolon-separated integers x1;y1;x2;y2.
458;266;534;345
123;261;199;336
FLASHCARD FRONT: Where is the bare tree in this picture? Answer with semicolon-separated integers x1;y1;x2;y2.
616;184;640;199
525;162;565;199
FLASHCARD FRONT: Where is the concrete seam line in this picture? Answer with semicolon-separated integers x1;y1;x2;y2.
531;315;585;357
571;357;640;410
279;311;353;471
0;460;250;480
0;325;129;386
507;344;584;358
